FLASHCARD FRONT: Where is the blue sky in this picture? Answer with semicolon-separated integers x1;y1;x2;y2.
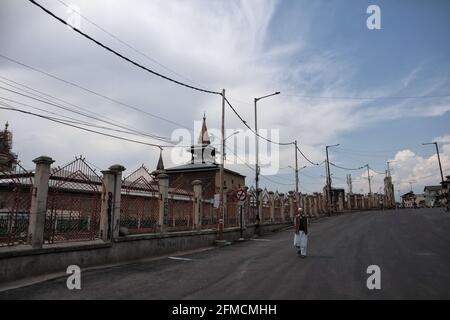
0;0;449;199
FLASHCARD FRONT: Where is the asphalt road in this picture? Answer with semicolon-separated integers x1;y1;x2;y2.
1;208;450;299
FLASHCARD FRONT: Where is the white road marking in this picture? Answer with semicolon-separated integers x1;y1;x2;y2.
168;256;194;261
415;252;434;256
250;238;273;242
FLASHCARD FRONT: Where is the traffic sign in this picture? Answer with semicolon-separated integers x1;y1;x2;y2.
236;189;247;201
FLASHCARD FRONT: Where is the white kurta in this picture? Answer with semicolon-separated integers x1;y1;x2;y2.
294;231;308;256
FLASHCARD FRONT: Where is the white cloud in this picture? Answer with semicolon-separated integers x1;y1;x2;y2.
0;0;448;194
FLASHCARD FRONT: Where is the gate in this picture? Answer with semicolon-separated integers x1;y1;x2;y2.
45;157;102;244
0;163;32;247
120;165;159;234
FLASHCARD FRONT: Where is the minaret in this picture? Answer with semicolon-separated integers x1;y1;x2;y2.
152;149;165;176
0;122;17;171
189;114;216;164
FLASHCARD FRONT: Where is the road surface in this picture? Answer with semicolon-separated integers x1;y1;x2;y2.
1;208;449;299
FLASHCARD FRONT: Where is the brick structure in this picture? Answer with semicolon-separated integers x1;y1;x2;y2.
165;115;245;199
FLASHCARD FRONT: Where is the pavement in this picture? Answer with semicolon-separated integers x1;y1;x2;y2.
1;208;449;300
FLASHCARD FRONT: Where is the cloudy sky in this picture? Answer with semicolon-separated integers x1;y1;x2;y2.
0;0;449;200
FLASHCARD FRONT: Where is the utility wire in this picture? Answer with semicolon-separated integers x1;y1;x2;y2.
0;79;172;142
27;0;222;96
296;145;322;166
329;162;366;171
0;53;191;130
0;104;166;149
0;96;188;142
283;92;450;100
0;103;194;149
55;0;207;90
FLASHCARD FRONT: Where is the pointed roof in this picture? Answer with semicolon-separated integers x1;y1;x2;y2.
156;150;165;171
197;113;211;145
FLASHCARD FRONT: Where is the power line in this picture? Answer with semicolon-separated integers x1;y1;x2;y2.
0;95;186;143
329;162;366;171
55;0;207;90
0;104;166;149
0;53;191;130
296;145;322;166
0;78;173;142
283;92;450;100
0;86;178;143
223;96;294;146
27;0;222;96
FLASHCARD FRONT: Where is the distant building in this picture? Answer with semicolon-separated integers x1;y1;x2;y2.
423;185;443;207
0;122;18;171
165;115;245;199
401;191;425;208
401;191;416;208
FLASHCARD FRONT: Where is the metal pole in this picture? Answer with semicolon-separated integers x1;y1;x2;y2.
295;140;299;196
367;164;372;194
326;146;331;214
434;142;445;183
254;97;259;223
219;88;225;240
240;204;243;239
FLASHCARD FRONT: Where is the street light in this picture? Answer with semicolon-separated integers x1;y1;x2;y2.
422;142;444;184
387;160;397;177
254;91;280;224
223;130;240;160
325;144;340;214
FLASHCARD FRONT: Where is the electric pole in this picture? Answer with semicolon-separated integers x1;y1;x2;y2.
294;140;299;197
254;91;280;224
366;164;372;194
422;142;444;184
325;144;339;214
218;88;225;240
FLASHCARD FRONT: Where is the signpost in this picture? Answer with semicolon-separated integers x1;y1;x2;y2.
236;188;247;240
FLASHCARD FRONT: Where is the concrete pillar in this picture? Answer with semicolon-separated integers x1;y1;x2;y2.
279;193;285;222
288;191;294;221
257;188;263;222
338;193;344;212
158;174;169;233
313;195;318;216
28;156;54;249
268;191;275;222
108;165;125;239
100;170;115;241
192;180;202;230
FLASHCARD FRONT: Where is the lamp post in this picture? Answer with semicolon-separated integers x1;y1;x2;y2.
326;144;340;214
223;130;240;160
422;142;444;184
288;164;306;196
254;91;280;223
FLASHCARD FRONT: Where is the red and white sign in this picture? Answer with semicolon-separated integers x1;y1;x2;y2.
236;189;247;201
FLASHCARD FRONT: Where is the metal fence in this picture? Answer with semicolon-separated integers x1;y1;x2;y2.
0;163;32;247
166;182;194;231
120;165;159;234
45;157;102;244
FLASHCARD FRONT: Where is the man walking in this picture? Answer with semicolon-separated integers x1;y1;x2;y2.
294;208;308;257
